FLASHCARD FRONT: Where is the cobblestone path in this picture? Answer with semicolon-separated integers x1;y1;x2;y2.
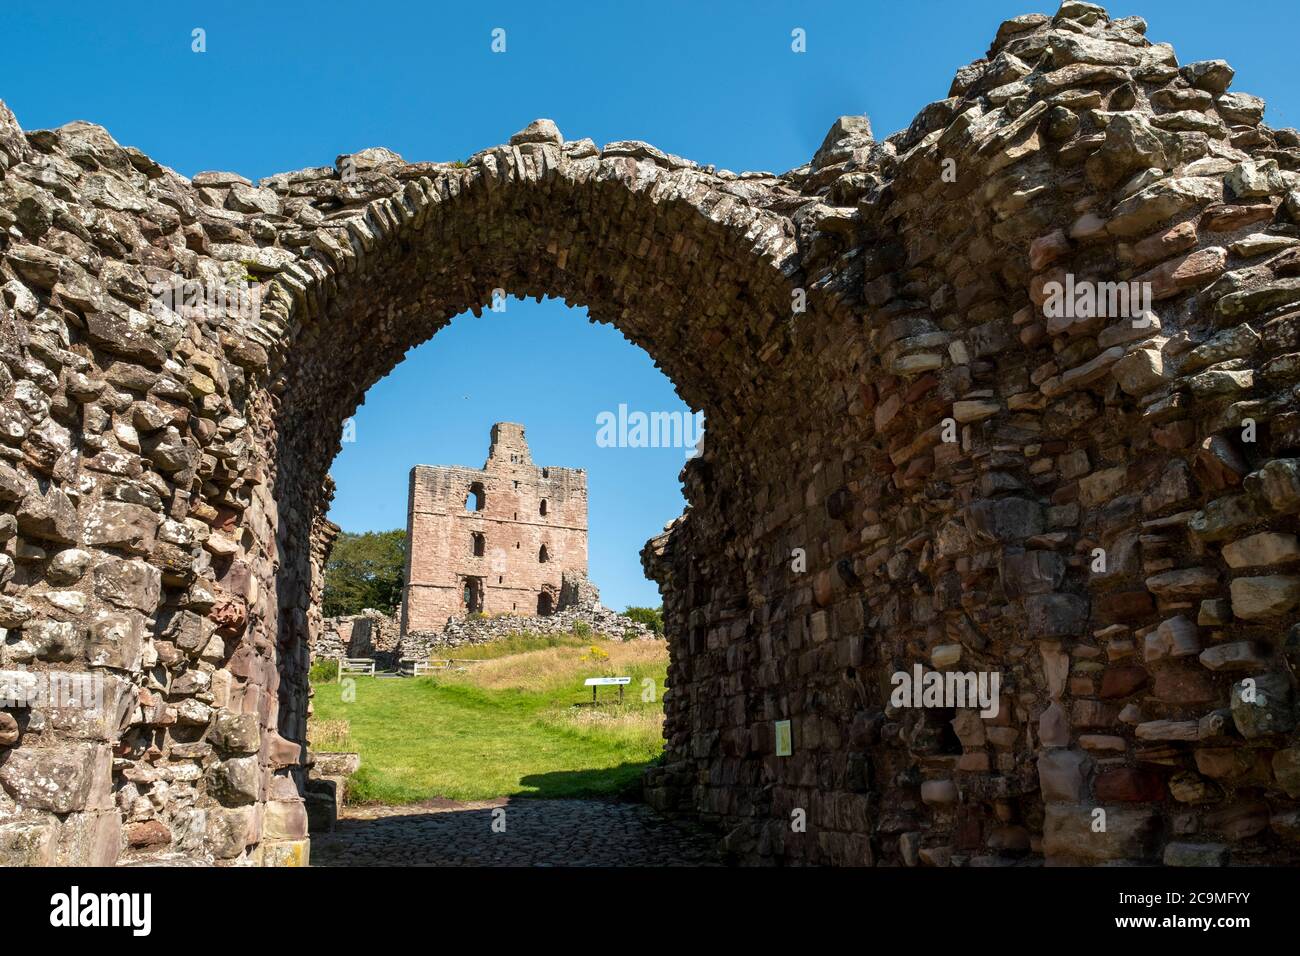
310;798;723;866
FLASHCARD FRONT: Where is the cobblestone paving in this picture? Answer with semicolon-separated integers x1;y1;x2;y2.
311;798;723;866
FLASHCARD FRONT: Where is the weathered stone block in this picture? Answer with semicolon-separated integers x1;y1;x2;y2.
15;485;77;544
1272;748;1300;799
55;809;122;866
211;711;261;755
93;557;162;613
966;497;1044;542
1230;575;1300;620
1163;842;1229;866
261;838;309;867
1042;805;1158;863
1038;749;1086;802
263;799;308;840
207;755;261;806
82;500;159;555
1000;550;1065;597
1094;767;1165;803
1025;593;1089;639
206;806;256;859
0;743;104;813
1230;672;1294;738
0;819;56;866
85;610;145;671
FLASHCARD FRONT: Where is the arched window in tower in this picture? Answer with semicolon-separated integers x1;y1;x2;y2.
470;532;485;557
465;481;485;512
537;592;553;616
538;544;549;563
539;498;548;516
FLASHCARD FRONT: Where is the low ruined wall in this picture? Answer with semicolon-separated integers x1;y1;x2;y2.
314;609;401;663
314;602;655;669
407;602;656;652
313;569;652;669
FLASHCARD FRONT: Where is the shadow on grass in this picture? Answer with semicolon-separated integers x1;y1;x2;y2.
515;761;650;801
345;758;652;805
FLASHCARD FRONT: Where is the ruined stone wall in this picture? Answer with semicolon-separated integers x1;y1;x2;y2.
402;605;658;658
314;572;652;666
0;114;305;865
644;3;1300;866
1;1;1299;868
402;422;588;631
315;609;401;662
316;571;653;666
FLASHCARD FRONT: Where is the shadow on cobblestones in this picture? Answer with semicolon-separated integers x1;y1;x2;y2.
311;798;724;867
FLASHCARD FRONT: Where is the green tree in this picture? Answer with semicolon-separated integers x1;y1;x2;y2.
322;529;407;617
623;605;664;635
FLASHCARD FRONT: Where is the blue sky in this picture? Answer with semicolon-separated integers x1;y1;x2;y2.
3;0;1296;609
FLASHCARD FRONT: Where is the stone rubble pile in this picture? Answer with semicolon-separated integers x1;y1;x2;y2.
406;600;657;654
407;568;657;653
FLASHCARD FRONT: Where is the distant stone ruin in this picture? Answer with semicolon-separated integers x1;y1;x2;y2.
402;423;589;631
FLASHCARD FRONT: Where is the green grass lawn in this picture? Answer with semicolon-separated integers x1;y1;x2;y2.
310;639;668;804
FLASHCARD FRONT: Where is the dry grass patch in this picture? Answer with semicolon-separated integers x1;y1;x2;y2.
445;639;668;695
541;704;665;748
308;718;354;751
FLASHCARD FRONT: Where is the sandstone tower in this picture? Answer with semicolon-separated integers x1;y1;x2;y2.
401;423;589;632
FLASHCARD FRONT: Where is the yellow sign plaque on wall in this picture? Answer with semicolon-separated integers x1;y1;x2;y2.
775;719;792;757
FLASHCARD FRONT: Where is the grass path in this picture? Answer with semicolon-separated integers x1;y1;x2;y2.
310;638;667;803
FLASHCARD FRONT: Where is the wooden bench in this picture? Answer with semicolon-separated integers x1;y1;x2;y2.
584;676;631;704
337;657;375;681
391;657;490;676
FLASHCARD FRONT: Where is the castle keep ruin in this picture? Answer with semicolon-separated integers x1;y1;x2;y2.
2;1;1300;867
402;423;589;631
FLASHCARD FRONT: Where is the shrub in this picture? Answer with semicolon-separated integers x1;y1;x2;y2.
572;621;593;639
622;606;664;635
310;658;339;683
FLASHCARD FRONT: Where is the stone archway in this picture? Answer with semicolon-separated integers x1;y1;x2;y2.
256;118;849;834
3;2;1300;868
